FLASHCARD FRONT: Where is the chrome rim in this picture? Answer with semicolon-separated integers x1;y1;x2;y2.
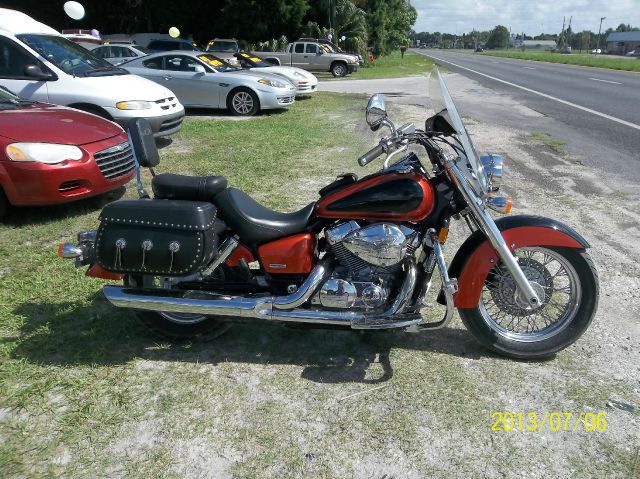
232;91;254;114
478;247;581;342
334;65;346;75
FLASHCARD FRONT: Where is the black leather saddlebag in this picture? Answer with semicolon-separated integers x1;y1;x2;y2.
96;199;220;276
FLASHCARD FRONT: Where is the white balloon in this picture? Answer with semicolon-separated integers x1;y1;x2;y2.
63;1;85;20
341;35;346;41
169;27;180;38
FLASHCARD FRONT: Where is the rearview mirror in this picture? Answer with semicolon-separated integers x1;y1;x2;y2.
366;94;387;131
24;64;54;81
194;65;206;74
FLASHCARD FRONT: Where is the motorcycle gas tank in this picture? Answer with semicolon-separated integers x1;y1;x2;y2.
315;171;435;222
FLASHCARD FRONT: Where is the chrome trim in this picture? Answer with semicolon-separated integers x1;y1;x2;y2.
486;194;510;214
341;223;412;267
447;161;541;308
480;154;503;186
102;259;421;329
202;236;239;277
272;259;330;310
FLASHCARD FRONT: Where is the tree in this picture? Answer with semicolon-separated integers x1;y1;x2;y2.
486;25;509;49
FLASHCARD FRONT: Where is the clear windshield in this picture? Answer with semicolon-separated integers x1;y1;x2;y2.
18;34;122;77
428;67;488;197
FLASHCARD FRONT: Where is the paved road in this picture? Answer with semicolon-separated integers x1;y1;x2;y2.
412;49;640;192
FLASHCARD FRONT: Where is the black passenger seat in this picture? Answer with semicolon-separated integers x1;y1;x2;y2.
152;173;228;202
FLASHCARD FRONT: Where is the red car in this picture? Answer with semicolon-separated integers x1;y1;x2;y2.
0;88;135;218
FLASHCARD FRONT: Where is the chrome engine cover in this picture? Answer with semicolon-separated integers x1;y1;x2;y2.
312;277;389;309
341;223;417;267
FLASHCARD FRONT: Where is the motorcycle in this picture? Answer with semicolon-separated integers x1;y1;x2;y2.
59;68;599;359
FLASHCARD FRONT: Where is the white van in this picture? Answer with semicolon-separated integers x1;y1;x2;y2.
0;9;185;137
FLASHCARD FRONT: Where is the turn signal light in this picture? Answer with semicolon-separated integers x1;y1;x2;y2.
58;243;83;259
438;227;449;244
487;194;512;215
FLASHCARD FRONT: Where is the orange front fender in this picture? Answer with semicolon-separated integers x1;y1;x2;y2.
449;216;589;309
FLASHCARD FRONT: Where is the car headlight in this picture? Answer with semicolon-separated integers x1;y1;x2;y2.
349;58;358;64
257;78;287;88
6;143;83;164
116;100;153;110
293;71;306;79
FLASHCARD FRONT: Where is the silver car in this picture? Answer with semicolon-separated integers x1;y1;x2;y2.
91;43;150;65
122;51;296;115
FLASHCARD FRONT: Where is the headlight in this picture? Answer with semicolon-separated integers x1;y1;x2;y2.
6;143;83;164
116;100;153;110
257;78;287;88
349;58;358;64
293;71;306;79
480;154;503;189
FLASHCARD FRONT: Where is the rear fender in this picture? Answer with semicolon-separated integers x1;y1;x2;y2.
442;215;589;309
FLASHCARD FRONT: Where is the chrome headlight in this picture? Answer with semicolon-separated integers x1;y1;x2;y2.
116;100;153;110
6;143;83;164
257;78;287;88
480;154;503;189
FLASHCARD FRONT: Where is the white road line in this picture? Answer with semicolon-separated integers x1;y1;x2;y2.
589;77;622;85
523;66;536;70
427;55;640;131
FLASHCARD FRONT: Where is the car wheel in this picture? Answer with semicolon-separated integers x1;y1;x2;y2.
227;88;260;116
331;62;348;77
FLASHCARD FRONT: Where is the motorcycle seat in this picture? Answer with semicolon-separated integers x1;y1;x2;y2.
214;187;315;244
152;173;228;201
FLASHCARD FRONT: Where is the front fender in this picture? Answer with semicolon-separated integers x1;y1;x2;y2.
444;215;589;309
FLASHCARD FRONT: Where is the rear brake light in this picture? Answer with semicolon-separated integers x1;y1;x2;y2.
86;264;124;281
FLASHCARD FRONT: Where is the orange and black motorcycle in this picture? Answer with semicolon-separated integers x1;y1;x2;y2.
59;69;598;359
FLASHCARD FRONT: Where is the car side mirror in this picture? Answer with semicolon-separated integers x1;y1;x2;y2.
24;64;54;81
317;50;323;55
127;118;159;168
366;94;387;131
194;65;206;74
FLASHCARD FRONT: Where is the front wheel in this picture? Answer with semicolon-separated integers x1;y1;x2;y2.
331;62;348;77
227;88;260;116
458;247;599;359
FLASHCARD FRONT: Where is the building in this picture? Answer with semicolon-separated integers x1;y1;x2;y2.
606;31;640;55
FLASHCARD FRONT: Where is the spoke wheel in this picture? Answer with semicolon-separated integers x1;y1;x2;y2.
458;246;599;359
480;247;581;342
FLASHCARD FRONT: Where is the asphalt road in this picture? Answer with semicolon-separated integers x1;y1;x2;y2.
412;49;640;193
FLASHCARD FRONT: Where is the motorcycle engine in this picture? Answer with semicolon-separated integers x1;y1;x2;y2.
311;221;420;310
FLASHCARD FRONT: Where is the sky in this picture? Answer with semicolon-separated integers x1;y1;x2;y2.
412;0;640;35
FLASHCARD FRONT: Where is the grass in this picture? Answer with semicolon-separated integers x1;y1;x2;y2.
0;92;637;478
525;131;568;156
316;50;434;81
481;49;640;72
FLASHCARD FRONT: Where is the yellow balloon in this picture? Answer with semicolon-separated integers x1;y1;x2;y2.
169;27;180;38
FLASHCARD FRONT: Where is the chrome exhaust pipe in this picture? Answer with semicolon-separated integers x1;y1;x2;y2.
102;259;420;329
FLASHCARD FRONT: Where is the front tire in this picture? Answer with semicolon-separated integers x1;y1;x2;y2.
331;62;348;77
458;247;598;359
125;275;229;339
227;88;260;116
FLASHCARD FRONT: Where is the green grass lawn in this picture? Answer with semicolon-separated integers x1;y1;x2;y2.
316;50;434;80
481;49;640;72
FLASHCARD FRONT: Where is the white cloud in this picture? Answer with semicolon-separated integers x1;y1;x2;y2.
412;0;640;35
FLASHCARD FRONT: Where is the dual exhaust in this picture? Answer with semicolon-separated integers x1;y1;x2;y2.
102;259;422;329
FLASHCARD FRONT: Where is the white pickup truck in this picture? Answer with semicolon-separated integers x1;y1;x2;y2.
253;40;359;77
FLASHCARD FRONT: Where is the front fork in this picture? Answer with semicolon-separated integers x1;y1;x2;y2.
446;161;541;309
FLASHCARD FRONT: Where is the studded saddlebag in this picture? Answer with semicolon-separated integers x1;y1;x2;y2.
96;199;219;276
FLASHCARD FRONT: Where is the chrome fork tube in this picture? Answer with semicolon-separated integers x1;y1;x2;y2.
447;162;541;308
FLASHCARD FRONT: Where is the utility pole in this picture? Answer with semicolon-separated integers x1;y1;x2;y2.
596;16;606;54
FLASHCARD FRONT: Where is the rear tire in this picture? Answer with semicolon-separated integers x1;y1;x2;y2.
458;247;598;359
227;88;260;116
125;275;229;339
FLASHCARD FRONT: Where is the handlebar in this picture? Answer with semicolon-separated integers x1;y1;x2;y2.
357;143;385;167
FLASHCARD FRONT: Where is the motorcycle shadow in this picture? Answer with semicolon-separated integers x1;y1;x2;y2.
10;293;495;384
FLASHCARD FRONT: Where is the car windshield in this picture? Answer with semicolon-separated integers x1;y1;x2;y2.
207;41;238;52
428;67;488;197
18;34;126;77
235;52;271;68
196;54;239;72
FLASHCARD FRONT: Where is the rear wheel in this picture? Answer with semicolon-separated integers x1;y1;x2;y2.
227;88;260;116
125;275;230;339
458;247;598;359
